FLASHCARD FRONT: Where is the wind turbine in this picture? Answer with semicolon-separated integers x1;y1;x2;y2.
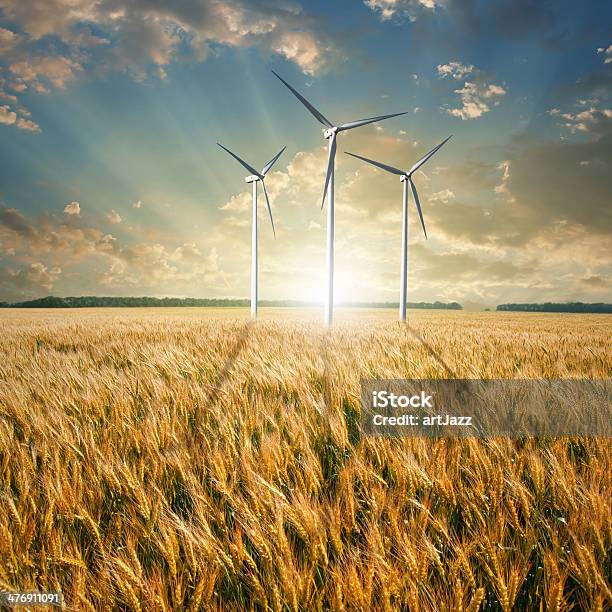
217;142;285;319
345;135;452;322
272;70;408;327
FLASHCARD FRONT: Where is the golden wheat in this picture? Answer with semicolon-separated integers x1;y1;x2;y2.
0;308;610;610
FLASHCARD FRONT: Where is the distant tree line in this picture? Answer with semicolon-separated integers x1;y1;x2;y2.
497;302;612;313
0;295;463;310
341;301;462;310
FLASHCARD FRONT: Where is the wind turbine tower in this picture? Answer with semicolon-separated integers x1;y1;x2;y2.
273;71;408;326
345;136;452;321
218;143;285;318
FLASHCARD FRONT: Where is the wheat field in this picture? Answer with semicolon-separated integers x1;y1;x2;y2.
0;308;610;611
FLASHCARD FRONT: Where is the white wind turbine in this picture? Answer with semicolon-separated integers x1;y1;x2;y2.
345;135;452;322
217;142;285;319
272;71;408;327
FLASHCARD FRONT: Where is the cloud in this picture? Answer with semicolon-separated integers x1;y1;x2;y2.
271;30;330;76
64;201;81;216
429;188;455;203
99;242;223;289
0;206;37;238
0;202;228;299
171;242;202;262
9;55;83;89
597;44;612;64
0;0;341;131
0;204;107;257
0;262;61;299
107;209;122;224
0;100;40;130
411;244;530;283
0;27;18;53
1;80;610;305
438;63;507;120
15;116;41;131
366;0;582;52
0;0;338;77
364;0;443;21
447;82;506;120
0;104;16;126
581;275;609;290
494;160;514;202
132;200;142;209
553;105;612;135
210;131;610;304
437;61;474;80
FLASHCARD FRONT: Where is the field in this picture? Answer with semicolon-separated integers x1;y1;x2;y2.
0;308;610;611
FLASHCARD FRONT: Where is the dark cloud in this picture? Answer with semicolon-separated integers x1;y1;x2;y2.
0;262;61;300
411;244;532;282
0;206;37;238
504;134;612;235
0;203;226;299
581;275;609;289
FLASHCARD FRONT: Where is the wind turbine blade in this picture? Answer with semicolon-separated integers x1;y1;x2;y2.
408;135;452;176
321;134;336;209
217;143;262;178
337;111;408;132
409;178;427;239
261;146;286;176
344;151;405;176
271;71;333;128
261;180;276;238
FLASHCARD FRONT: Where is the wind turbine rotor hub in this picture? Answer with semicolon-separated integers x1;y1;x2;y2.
323;127;338;139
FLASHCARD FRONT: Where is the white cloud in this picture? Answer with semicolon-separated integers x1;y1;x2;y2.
132;200;142;209
364;0;443;21
272;30;329;76
438;62;506;120
557;106;612;134
64;201;81;215
596;44;612;64
437;62;474;80
494;160;515;202
430;188;455;203
107;209;122;224
447;82;506;120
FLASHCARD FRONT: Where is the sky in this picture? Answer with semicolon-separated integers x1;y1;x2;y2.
0;0;611;307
